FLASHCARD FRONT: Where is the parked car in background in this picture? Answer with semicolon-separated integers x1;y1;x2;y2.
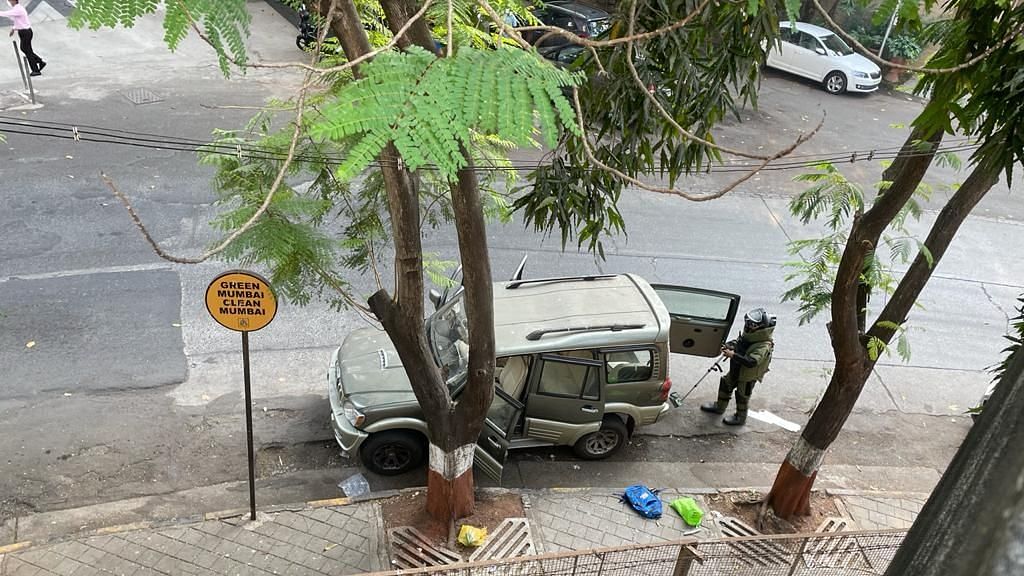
518;1;611;48
328;263;741;480
765;21;881;95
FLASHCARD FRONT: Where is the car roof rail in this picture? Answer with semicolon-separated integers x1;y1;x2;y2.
506;274;617;290
526;323;645;341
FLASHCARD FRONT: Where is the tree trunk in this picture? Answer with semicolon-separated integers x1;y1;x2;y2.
325;0;495;522
767;126;943;519
884;347;1024;575
423;156;496;521
799;0;842;23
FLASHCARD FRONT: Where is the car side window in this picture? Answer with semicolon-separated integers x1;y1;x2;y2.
537;356;600;400
605;350;654;384
798;32;820;51
780;26;797;44
486;389;522;437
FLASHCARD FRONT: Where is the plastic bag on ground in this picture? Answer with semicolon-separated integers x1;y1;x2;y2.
669;497;704;526
457;524;487;547
337;473;370;498
621;484;663;519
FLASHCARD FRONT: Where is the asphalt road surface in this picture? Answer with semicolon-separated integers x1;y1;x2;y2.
1;3;1021;520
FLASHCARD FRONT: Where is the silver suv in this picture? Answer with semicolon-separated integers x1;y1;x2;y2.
328;269;740;480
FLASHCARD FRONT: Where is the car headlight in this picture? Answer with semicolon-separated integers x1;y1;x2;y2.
343;401;365;428
853;71;870;78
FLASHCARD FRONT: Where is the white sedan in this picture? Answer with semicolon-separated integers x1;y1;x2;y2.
766;21;882;95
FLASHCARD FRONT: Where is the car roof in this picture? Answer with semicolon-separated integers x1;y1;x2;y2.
782;21;836;38
491;273;669;356
545;1;610;20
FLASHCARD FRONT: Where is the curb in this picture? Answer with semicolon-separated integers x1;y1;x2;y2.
0;484;927;554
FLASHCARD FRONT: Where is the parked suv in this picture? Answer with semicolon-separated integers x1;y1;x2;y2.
328;267;740;480
520;1;611;48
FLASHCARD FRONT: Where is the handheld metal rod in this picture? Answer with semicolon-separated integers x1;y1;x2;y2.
677;355;726;404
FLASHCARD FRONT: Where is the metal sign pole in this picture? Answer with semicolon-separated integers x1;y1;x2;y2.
13;41;26;89
242;330;257;521
205;270;277;523
23;57;35;104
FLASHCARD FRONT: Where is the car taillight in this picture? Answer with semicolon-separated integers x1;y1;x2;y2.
579;32;589;38
659;378;672;402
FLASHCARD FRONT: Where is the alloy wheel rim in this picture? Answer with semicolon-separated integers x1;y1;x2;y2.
585;430;621;455
827;75;844;93
374;444;412;471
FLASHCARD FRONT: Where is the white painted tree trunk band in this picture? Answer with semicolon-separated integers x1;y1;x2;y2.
787;436;826;476
428;443;475;480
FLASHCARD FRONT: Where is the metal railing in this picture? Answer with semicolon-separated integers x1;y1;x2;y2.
367;529;906;576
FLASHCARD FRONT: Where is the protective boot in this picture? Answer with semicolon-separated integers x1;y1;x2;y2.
700;402;725;414
723;413;746;426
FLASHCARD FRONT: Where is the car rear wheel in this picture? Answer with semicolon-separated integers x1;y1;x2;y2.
824;71;847;95
573;417;628;460
360;431;425;475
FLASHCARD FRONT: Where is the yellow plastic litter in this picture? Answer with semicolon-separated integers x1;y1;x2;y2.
457;524;488;547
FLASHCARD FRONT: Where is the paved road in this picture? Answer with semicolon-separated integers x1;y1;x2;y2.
1;2;1021;522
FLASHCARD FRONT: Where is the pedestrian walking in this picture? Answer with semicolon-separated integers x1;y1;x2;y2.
700;308;776;426
1;0;45;77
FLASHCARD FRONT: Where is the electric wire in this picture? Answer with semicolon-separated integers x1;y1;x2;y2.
0;116;979;175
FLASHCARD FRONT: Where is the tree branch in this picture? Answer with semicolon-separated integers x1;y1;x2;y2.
867;162;1000;345
570;89;824;201
828;125;942;364
809;0;1023;74
449;150;495;434
622;0;783;161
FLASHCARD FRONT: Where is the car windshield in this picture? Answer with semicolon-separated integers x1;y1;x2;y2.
821;33;853;56
428;290;469;389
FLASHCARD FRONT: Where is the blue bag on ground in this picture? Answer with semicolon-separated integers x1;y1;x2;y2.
620;484;662;519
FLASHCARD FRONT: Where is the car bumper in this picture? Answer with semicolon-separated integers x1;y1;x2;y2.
328;357;368;454
849;77;881;92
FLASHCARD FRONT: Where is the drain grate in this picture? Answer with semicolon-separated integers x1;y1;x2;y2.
816;517;853;533
805;518;874;570
122;88;164;105
386;526;461;570
716;516;790;567
468;517;535;562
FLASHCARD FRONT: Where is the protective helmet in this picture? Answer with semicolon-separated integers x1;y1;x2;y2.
743;308;776;332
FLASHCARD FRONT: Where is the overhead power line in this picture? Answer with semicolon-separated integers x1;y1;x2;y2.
0;116;979;176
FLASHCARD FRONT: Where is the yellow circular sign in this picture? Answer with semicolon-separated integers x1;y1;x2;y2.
205;270;278;332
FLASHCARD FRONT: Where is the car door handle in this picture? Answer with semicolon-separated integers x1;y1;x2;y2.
487;437;501;449
581;406;598;414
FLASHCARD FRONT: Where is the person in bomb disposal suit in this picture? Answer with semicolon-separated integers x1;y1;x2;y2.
1;0;46;77
700;308;776;426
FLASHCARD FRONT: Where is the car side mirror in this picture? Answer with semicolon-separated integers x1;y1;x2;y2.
815;47;826;56
429;289;442;309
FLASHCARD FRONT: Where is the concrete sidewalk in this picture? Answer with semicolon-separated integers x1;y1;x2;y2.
0;485;926;576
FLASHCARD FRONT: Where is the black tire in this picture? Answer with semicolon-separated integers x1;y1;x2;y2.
360;431;425;476
296;36;310;52
573;417;629;460
824;71;847;95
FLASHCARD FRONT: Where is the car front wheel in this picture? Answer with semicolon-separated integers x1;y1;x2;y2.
824;71;847;95
573;417;628;460
360;431;425;475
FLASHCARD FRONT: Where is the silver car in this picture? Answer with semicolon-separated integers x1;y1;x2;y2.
328;269;741;480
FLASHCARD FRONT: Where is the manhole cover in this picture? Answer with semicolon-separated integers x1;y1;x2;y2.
386;526;460;570
122;88;164;105
468;517;535;562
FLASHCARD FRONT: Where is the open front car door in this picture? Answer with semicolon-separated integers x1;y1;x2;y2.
474;387;524;482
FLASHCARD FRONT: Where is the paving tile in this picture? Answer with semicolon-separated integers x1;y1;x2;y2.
4;557;44;576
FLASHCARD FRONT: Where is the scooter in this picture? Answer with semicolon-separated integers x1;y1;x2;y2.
296;5;342;55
